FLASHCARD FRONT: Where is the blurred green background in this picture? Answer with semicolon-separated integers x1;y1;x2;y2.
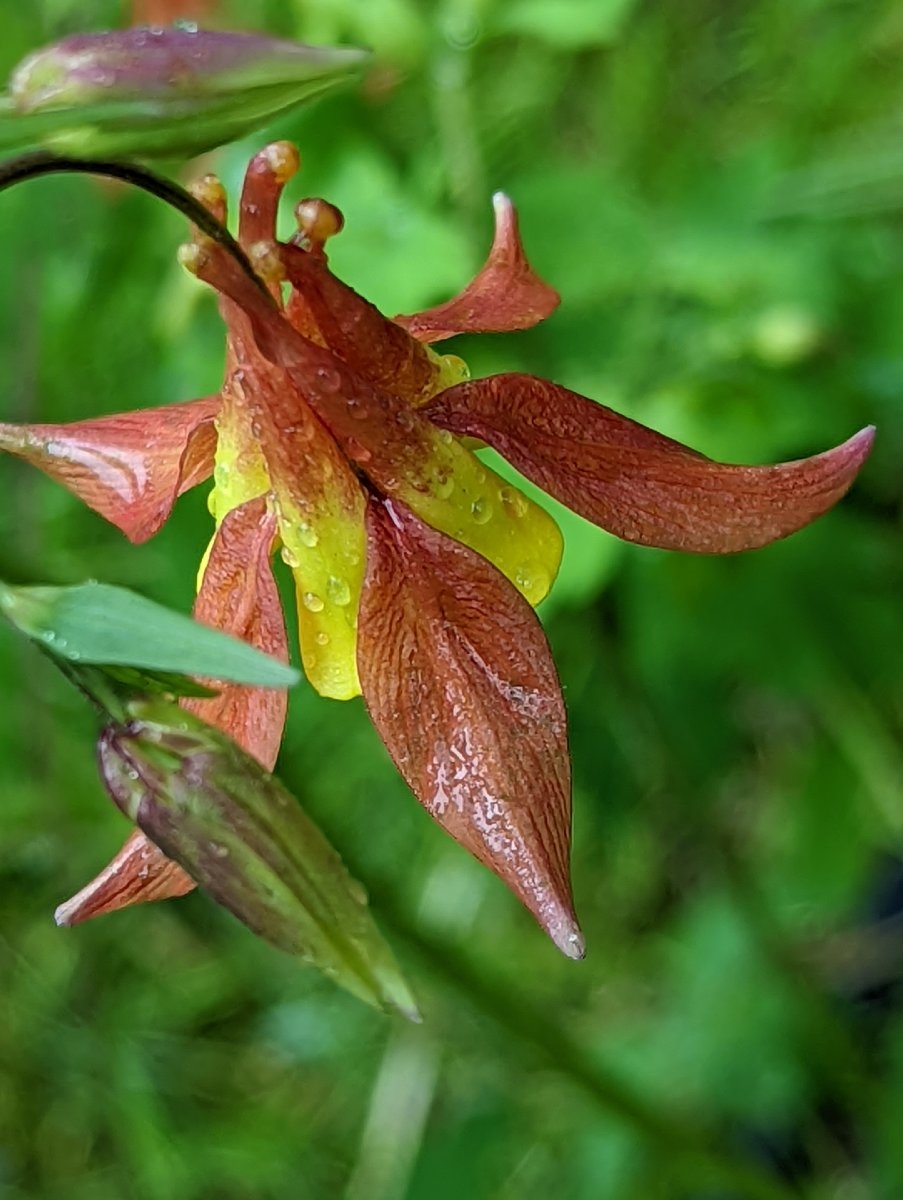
1;0;903;1197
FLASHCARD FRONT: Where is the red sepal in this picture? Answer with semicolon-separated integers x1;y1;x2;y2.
394;194;560;343
358;495;583;958
0;396;218;542
426;374;876;552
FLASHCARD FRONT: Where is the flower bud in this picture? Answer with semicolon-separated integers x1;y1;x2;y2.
98;698;418;1019
9;27;369;159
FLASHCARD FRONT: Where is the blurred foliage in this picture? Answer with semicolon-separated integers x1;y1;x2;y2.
2;0;903;1197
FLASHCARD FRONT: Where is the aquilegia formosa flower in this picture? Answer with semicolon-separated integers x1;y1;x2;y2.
1;143;873;956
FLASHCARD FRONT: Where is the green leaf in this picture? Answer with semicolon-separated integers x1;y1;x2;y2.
0;580;299;689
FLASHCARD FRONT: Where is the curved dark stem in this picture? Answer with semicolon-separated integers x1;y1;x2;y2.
0;149;269;298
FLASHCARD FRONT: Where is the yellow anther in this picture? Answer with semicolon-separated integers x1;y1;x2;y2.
261;141;301;185
294;197;345;244
188;174;227;222
248;240;285;285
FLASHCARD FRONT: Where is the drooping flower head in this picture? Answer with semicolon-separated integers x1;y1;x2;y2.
0;143;873;956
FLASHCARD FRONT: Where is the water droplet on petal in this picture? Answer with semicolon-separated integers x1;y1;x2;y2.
515;564;550;600
297;522;319;548
209;842;230;859
346;437;371;464
470;497;492;524
326;576;351;606
435;473;455;500
395;408;416;432
315;631;330;646
281;546;300;568
302;591;325;613
436;428;454;446
347;396;369;420
315;366;342;392
499;486;529;518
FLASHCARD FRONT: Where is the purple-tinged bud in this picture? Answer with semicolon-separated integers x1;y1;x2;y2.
9;27;369;159
98;698;418;1019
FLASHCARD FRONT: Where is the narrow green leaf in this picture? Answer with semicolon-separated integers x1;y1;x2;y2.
0;580;299;688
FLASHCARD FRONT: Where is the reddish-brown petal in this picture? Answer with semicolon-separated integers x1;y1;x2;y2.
0;396;218;542
183;496;289;771
394;194;560;343
358;494;583;958
279;242;442;403
54;828;194;926
57;497;289;926
426;374;876;553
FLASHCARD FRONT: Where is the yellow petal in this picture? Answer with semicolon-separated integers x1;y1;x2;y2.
207;377;271;526
278;493;366;701
394;427;563;607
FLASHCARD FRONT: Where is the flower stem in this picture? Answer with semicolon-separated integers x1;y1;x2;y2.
0;150;268;297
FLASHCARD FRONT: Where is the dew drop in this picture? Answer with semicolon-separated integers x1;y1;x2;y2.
499;485;529;518
315;631;330;646
280;546;300;569
347;396;369;420
470;497;492;524
296;521;319;548
315;366;342;392
326;576;351;606
395;408;416;432
436;428;454;446
515;564;550;599
434;473;455;500
209;842;230;859
302;591;325;612
346;437;371;464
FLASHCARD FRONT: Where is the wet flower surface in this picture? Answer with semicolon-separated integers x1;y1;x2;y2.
0;143;873;956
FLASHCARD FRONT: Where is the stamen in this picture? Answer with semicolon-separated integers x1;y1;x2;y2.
249;240;286;286
292;197;344;249
261;141;301;186
177;240;210;276
239;140;300;250
189;174;227;223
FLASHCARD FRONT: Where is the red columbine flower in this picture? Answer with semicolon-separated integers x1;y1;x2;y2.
1;143;873;956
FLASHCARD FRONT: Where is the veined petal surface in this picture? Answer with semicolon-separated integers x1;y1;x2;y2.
358;495;582;958
0;397;217;542
426;374;876;552
394;194;560;343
